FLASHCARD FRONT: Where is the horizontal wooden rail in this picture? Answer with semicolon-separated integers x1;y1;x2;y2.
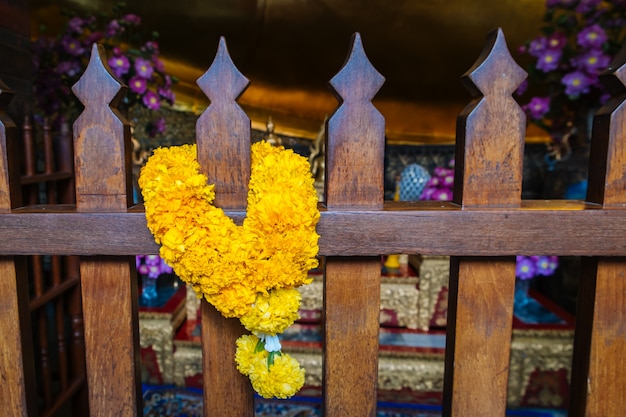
1;200;625;256
20;171;73;185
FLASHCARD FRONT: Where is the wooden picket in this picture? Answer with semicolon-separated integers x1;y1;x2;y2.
0;28;625;416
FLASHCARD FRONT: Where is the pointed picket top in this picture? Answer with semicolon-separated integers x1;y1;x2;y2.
455;28;527;208
197;37;250;104
586;41;626;207
325;32;385;208
72;44;127;112
329;32;385;103
72;43;132;211
195;37;251;210
461;28;526;99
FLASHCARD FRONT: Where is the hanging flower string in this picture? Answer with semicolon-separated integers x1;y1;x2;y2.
138;141;320;398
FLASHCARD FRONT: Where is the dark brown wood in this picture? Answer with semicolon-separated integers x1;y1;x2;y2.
569;42;626;417
443;28;526;417
324;33;384;417
66;255;88;417
196;36;254;417
1;30;626;417
326;32;385;210
18;113;87;416
72;44;141;417
323;257;381;416
4;201;626;256
0;80;37;417
196;36;250;210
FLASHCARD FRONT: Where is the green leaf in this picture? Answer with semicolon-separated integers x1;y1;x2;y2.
255;338;265;353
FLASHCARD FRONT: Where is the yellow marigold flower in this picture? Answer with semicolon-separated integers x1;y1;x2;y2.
248;351;305;399
240;288;302;335
235;334;264;376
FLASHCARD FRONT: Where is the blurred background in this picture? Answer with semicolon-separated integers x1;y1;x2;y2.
26;0;549;144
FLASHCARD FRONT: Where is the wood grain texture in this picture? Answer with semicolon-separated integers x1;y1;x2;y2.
0;258;37;417
570;42;626;417
79;258;141;417
72;44;133;211
443;28;525;417
196;36;250;210
3;202;626;256
326;33;385;210
196;37;254;417
72;44;141;416
444;257;516;416
323;33;384;417
0;79;22;209
0;79;36;417
323;257;381;417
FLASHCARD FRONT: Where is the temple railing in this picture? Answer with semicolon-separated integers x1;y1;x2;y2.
1;29;625;416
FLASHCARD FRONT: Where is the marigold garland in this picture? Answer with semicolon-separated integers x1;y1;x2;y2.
138;140;320;398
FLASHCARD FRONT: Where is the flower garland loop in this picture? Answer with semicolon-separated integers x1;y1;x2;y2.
139;140;320;398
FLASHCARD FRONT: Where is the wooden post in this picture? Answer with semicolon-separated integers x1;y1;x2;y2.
443;28;526;417
72;44;141;416
570;42;626;417
324;33;385;417
196;37;254;417
0;79;37;416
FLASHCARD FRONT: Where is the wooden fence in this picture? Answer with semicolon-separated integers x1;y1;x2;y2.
1;28;625;416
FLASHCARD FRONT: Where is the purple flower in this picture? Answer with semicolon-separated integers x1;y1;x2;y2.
108;54;131;78
562;71;592;97
122;14;142;25
67;17;84;34
433;166;453;178
535;256;559;276
524;96;551;120
147;265;160;279
145;255;161;265
137;264;150;276
142;90;160;110
158;87;175;105
61;36;84;56
129;76;147;94
576;49;611;75
536;49;562;72
154;117;166;133
134;57;154;79
528;37;547;58
577;24;608;48
546;32;567;50
106;19;123;37
420;188;435;200
426;177;441;187
431;188;453;201
160;260;172;274
153;57;165;73
516;256;537;280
